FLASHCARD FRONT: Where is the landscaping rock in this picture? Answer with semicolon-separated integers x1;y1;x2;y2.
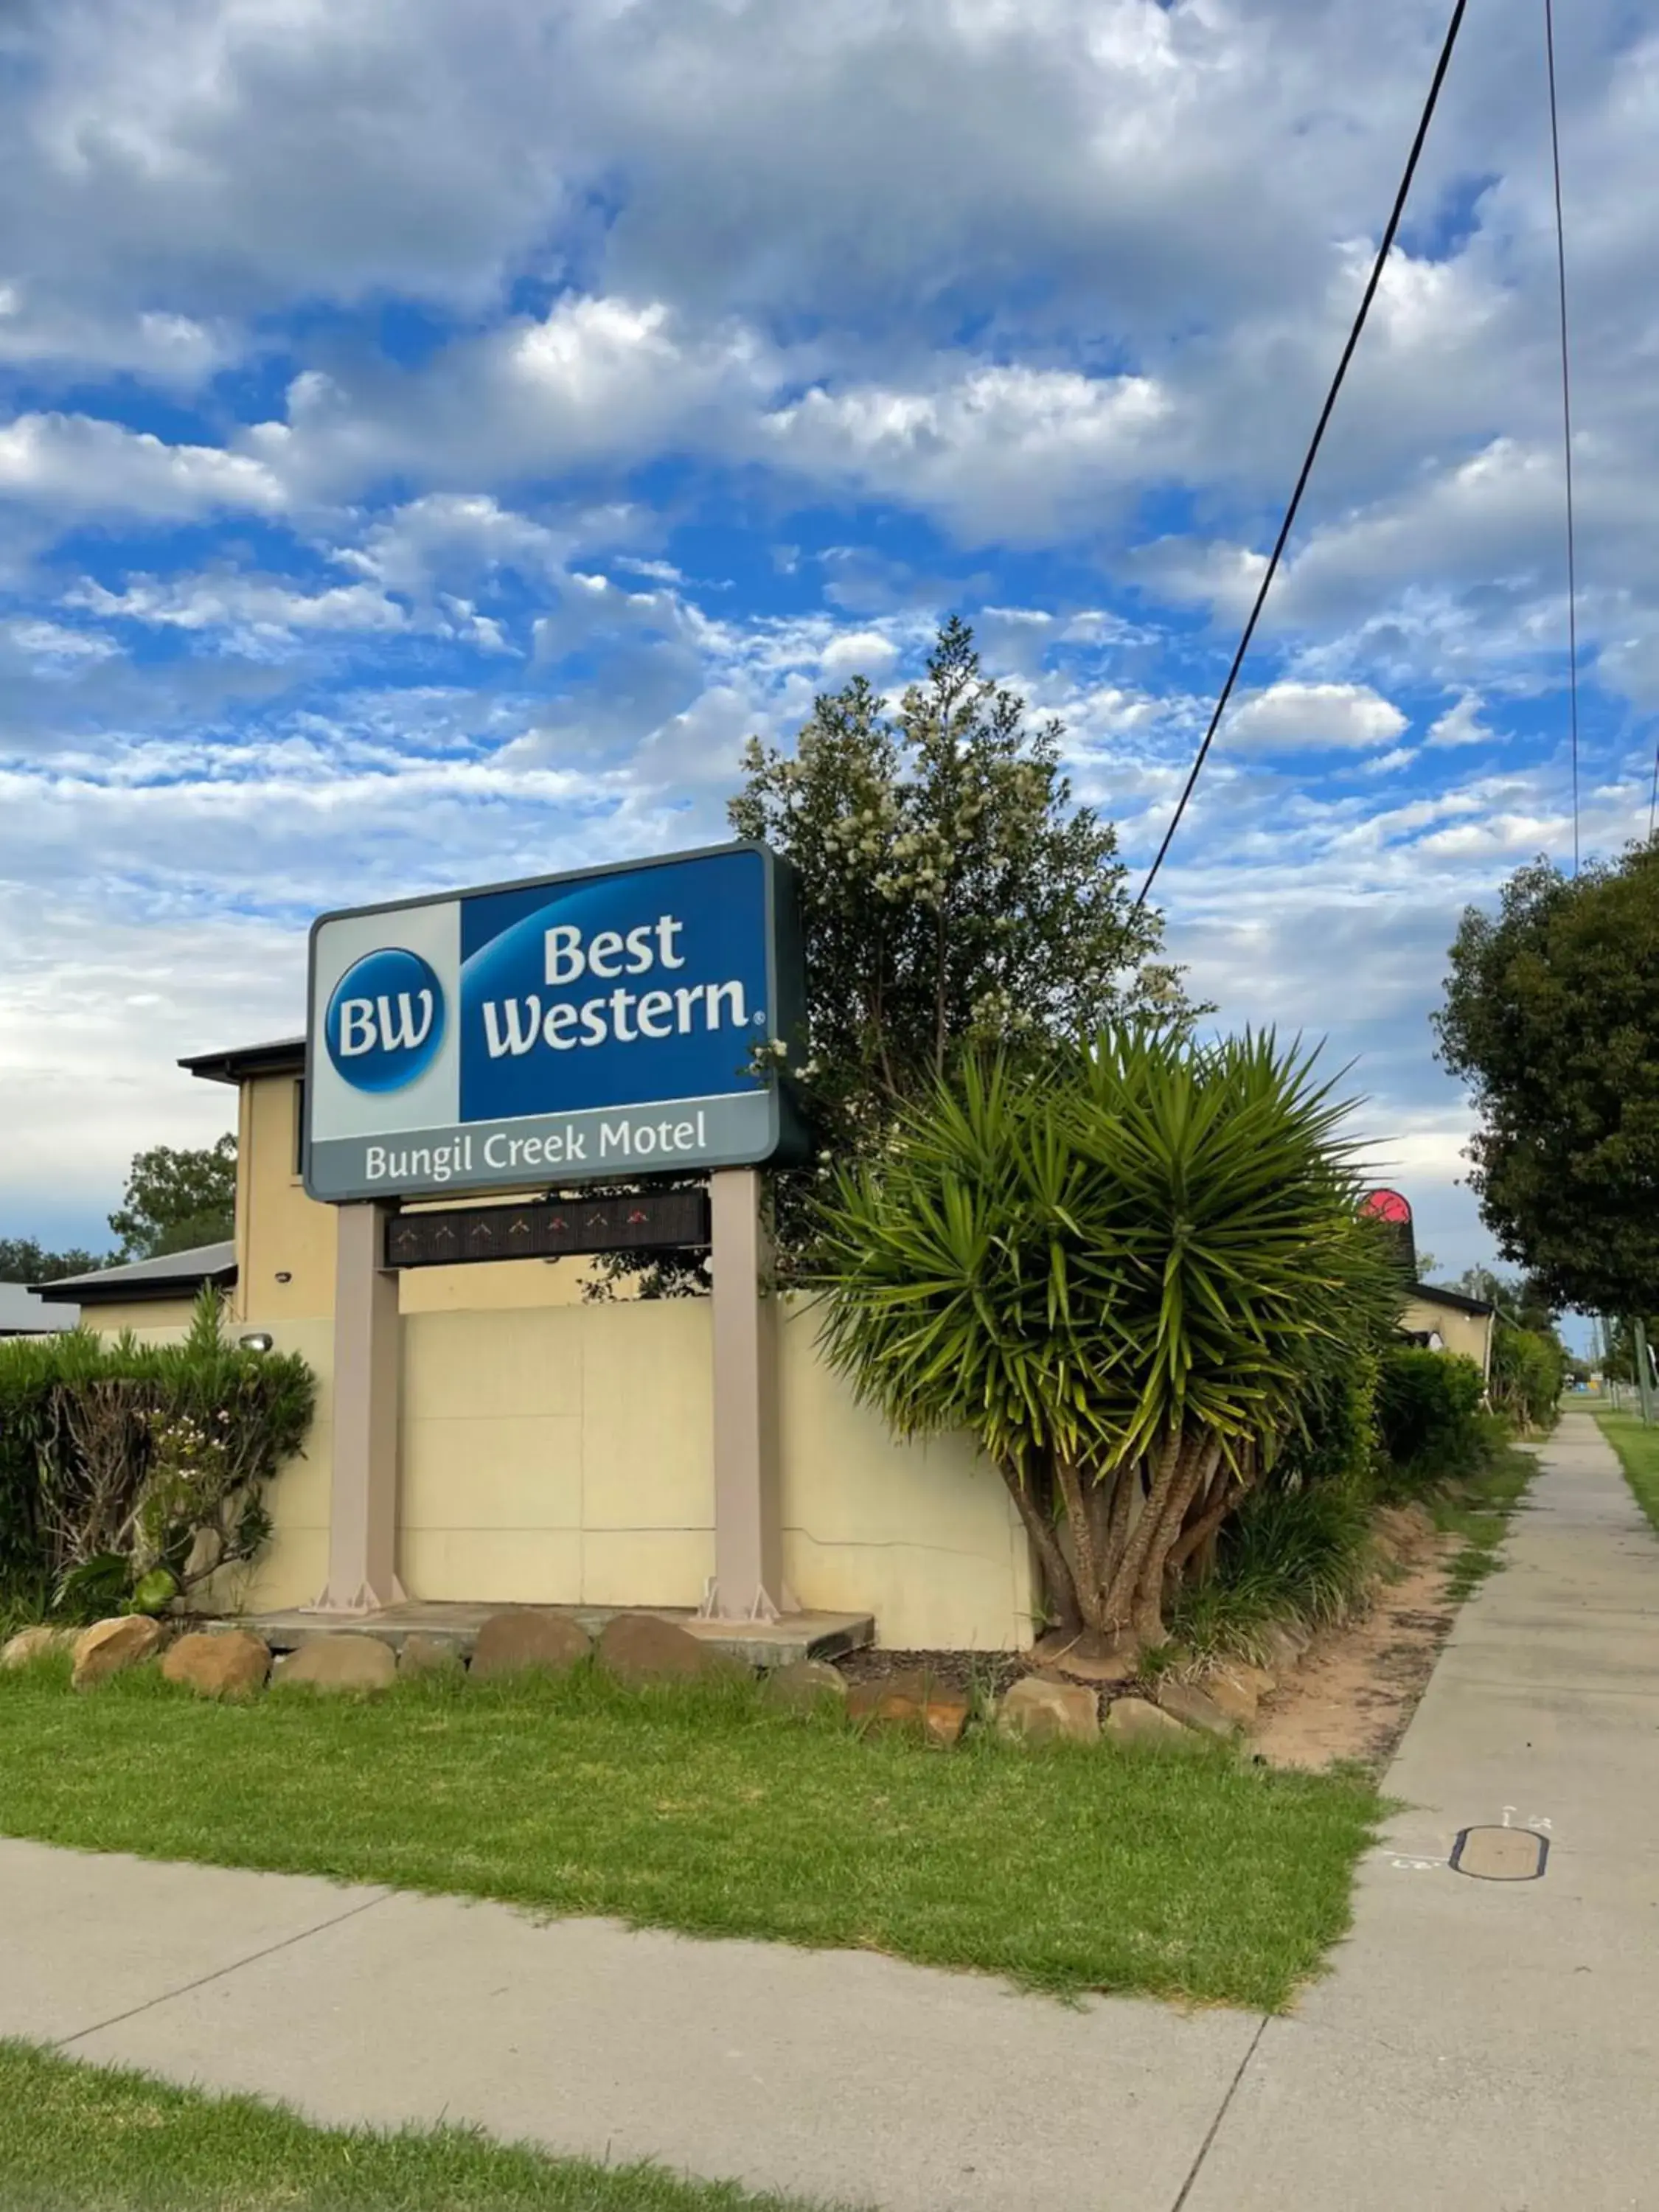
1230;1662;1278;1702
160;1630;271;1700
764;1658;849;1709
597;1613;734;1685
1200;1672;1261;1727
1156;1681;1239;1738
996;1674;1099;1745
470;1610;591;1682
399;1633;465;1678
71;1615;164;1689
1105;1697;1194;1747
846;1671;971;1747
274;1634;396;1694
0;1625;69;1671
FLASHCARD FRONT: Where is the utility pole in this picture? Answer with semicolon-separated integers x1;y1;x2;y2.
1633;1316;1656;1426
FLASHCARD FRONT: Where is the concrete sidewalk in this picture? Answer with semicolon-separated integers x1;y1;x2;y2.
1;1411;1655;2211
1186;1409;1659;2212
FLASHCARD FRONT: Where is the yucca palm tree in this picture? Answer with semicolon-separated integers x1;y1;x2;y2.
813;1028;1399;1661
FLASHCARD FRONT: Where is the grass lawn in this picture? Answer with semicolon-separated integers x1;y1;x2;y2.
1432;1450;1537;1601
0;1661;1380;2012
1593;1410;1659;1533
0;2039;845;2212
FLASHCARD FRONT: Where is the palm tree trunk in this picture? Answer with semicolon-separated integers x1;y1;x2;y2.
1000;1457;1083;1632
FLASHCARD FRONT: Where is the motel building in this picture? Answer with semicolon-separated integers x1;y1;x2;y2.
33;844;1493;1663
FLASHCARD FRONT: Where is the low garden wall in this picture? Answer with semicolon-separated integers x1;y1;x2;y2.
175;1297;1034;1651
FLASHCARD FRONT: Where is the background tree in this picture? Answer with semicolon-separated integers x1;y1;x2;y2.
108;1136;237;1260
1433;844;1659;1316
1432;1264;1560;1338
0;1237;105;1284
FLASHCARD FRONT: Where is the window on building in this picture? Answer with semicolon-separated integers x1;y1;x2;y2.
293;1079;306;1175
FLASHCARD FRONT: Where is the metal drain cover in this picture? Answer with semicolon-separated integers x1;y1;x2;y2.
1450;1826;1550;1881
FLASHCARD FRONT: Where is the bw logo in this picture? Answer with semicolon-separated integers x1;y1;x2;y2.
325;948;446;1092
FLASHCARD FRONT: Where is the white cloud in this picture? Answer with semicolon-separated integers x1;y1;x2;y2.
0;413;285;518
67;574;406;641
1427;693;1498;748
764;365;1171;542
1225;681;1408;753
0;282;227;385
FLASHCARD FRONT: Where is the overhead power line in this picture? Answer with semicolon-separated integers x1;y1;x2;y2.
1134;0;1470;911
1544;0;1581;877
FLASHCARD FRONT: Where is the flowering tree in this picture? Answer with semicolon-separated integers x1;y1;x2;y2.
727;618;1191;1275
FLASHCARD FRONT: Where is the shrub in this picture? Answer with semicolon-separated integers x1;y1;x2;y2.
1489;1324;1565;1435
0;1289;313;1619
1271;1356;1382;1495
1168;1478;1377;1658
1375;1346;1491;1491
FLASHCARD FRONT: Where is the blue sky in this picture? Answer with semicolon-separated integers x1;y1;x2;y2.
1;0;1654;1291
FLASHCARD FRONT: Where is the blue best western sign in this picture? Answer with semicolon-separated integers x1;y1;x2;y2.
305;843;806;1203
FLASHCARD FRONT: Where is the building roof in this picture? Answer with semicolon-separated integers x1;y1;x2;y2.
181;1037;305;1085
0;1281;78;1333
1408;1280;1497;1320
33;1240;237;1307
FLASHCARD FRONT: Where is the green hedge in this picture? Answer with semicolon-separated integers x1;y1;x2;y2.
1376;1345;1492;1489
1489;1324;1565;1434
0;1291;315;1619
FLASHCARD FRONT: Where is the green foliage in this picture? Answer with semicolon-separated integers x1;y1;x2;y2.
108;1137;237;1262
1595;1409;1659;1534
1375;1346;1491;1489
1270;1352;1382;1494
1489;1323;1566;1434
813;1026;1399;1651
720;617;1192;1277
1169;1479;1378;1660
1434;843;1659;1312
0;1239;107;1284
0;1288;313;1618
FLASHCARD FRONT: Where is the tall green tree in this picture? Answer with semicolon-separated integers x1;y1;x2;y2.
108;1136;237;1261
728;617;1190;1271
1434;844;1659;1315
0;1238;104;1284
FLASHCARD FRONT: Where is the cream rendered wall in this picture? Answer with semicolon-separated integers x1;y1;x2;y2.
209;1298;1033;1649
1399;1296;1495;1378
79;1299;198;1334
779;1301;1034;1649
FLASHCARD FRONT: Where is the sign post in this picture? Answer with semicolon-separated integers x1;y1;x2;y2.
302;842;806;1621
709;1166;784;1621
314;1200;406;1614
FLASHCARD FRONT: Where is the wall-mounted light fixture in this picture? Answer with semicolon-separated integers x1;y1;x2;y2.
274;1271;292;1284
238;1332;275;1353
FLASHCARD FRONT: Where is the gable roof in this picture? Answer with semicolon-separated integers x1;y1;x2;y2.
1408;1281;1497;1320
181;1037;305;1085
33;1241;237;1307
